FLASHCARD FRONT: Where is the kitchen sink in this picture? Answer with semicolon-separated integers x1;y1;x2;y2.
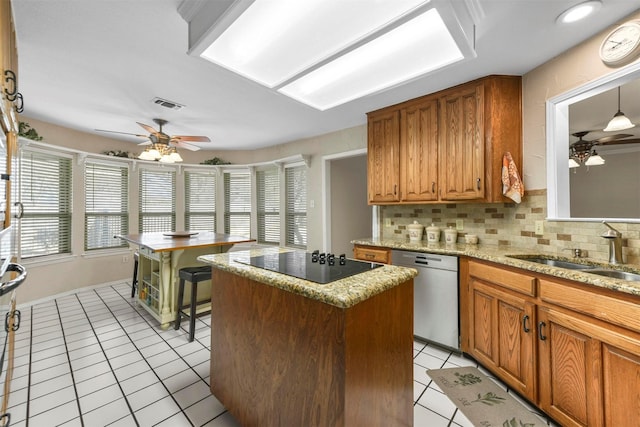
588;269;640;282
507;255;640;282
507;255;596;270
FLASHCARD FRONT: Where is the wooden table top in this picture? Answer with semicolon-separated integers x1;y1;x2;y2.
115;232;255;252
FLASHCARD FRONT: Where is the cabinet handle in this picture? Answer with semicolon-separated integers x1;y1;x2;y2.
365;254;375;259
431;182;436;193
522;315;530;333
476;178;481;190
394;184;397;195
538;321;547;341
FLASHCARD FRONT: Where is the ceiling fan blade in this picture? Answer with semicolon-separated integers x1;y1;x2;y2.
593;133;635;144
95;129;147;138
171;135;211;142
137;140;152;146
171;141;201;151
136;122;157;134
596;138;640;146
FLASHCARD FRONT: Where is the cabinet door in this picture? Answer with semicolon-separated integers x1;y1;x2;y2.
367;110;400;203
439;84;484;200
400;99;438;202
537;306;602;427
468;279;536;401
602;342;640;426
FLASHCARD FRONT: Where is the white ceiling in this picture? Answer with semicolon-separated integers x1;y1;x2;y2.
11;0;640;151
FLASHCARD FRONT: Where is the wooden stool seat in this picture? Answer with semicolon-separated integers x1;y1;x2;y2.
174;266;212;342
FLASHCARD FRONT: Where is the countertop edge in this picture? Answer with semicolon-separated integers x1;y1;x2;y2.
352;238;640;298
198;248;418;309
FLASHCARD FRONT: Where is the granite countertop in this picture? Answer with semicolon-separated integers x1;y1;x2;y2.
197;247;418;309
352;237;640;298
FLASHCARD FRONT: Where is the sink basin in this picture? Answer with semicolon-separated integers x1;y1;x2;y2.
507;256;596;270
588;269;640;282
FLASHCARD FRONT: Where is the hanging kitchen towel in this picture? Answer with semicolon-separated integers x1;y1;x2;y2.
502;152;524;203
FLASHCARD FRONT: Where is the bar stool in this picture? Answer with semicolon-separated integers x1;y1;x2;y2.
131;251;139;298
174;266;212;342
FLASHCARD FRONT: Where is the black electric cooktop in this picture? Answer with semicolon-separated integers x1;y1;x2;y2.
235;250;383;284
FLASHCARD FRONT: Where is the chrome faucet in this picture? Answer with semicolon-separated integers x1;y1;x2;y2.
601;221;623;264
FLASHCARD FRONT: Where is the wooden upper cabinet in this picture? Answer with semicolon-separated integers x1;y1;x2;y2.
400;98;439;202
367;109;400;203
366;75;522;205
439;84;484;200
0;0;19;134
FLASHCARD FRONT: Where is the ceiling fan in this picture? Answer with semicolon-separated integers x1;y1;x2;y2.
96;118;211;151
569;131;640;167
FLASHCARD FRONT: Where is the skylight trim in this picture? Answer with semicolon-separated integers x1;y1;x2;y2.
196;0;475;110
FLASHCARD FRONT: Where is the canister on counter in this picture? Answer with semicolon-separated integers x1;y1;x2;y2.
426;223;440;243
444;227;458;244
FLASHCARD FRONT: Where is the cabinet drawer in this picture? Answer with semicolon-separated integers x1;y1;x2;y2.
468;261;536;296
539;278;640;334
353;246;390;264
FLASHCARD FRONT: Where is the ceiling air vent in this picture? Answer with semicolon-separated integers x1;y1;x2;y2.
151;97;185;110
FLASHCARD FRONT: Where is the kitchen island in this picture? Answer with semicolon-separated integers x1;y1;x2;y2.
116;232;253;327
198;248;418;427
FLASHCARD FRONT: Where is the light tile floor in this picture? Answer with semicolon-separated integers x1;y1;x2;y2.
1;281;557;426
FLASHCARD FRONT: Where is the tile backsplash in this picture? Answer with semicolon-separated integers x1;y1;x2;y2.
379;190;640;265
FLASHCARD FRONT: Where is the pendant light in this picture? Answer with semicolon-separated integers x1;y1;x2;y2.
603;86;635;132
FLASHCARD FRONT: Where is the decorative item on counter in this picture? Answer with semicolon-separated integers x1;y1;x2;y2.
407;221;424;242
444;227;458;244
465;234;478;245
426;223;441;243
501;151;524;203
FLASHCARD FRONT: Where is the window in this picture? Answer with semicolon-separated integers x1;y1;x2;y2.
185;170;216;231
256;168;279;244
139;168;176;233
18;149;72;258
224;170;250;237
85;160;129;250
285;165;307;248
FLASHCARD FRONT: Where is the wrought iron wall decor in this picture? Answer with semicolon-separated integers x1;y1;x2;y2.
4;69;24;113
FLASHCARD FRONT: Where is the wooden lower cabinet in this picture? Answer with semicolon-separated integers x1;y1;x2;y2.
462;258;640;427
466;262;537;402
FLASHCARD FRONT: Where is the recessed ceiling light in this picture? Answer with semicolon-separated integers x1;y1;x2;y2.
556;0;601;24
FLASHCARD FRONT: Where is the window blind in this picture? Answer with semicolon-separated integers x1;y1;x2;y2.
285;165;307;248
19;150;72;258
223;170;251;238
139;168;176;233
185;170;216;232
85;160;129;250
257;168;279;244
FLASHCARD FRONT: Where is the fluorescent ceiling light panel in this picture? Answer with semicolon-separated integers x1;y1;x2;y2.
201;0;430;88
279;8;464;110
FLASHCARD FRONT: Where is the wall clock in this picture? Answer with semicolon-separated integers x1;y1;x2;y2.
599;20;640;67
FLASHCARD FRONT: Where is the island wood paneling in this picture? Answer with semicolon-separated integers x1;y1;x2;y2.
210;268;413;427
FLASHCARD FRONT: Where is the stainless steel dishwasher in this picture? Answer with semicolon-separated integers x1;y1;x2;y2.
391;250;459;350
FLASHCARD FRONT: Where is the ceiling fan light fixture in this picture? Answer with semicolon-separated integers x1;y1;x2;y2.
569;158;580;168
585;152;605;166
556;0;601;24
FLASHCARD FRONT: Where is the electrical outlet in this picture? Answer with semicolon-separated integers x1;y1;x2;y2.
535;220;544;235
455;219;464;231
122;255;129;263
384;218;392;227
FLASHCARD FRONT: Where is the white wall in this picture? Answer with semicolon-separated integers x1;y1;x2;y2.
329;155;371;256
